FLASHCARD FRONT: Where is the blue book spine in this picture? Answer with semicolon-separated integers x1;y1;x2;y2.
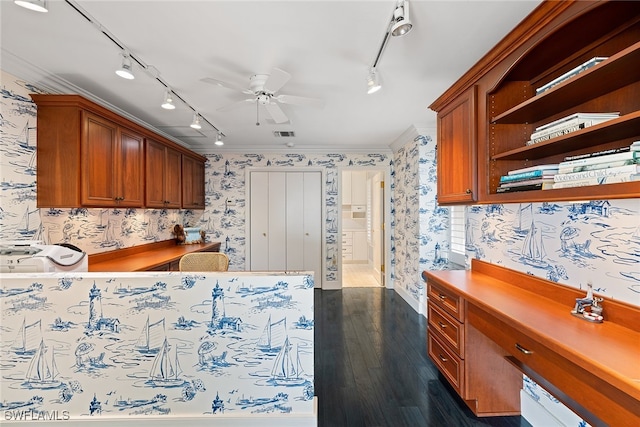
500;169;543;183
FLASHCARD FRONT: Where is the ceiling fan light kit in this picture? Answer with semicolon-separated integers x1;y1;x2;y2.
115;52;135;80
14;0;48;13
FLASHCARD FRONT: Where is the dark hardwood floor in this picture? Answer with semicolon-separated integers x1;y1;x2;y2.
314;288;532;427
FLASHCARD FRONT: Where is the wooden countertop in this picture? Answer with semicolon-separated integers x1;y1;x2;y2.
89;240;221;272
423;259;640;426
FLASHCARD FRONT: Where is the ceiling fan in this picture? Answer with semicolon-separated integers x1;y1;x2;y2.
202;68;324;124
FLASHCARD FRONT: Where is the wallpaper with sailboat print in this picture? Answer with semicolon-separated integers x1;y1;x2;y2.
0;70;393;286
0;271;315;421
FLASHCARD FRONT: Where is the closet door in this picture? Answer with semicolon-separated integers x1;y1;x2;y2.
249;171;270;270
302;172;322;281
286;172;305;270
268;172;287;270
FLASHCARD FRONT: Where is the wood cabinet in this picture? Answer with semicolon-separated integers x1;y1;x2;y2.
436;86;477;204
145;139;182;209
430;0;640;204
82;112;144;207
32;94;206;209
182;155;206;209
427;278;521;416
424;260;640;426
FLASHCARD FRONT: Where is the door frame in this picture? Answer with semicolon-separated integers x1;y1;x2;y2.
338;166;392;289
245;167;326;289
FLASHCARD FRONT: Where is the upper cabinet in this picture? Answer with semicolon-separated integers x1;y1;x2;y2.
145;139;182;209
182;155;206;209
82;112;144;207
430;0;640;204
436;86;477;204
32;94;207;209
342;170;367;206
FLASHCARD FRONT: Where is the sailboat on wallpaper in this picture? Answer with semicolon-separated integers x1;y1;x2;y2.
520;218;549;269
148;338;184;388
135;317;166;355
11;318;41;356
24;340;62;389
256;316;286;354
270;336;306;386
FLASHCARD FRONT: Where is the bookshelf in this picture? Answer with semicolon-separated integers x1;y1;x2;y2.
430;0;640;204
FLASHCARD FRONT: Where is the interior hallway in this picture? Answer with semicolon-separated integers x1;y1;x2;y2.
342;264;381;287
314;287;531;427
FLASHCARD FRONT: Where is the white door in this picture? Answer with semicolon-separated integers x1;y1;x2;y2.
249;170;322;285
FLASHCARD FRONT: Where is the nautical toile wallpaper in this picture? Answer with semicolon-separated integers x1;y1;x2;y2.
0;271;315;422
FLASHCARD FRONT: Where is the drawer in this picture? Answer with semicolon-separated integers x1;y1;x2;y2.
428;333;464;394
428;302;464;358
342;237;353;245
428;280;464;322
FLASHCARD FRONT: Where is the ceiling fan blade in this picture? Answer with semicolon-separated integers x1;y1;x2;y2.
217;98;256;112
264;68;291;93
276;94;324;108
264;102;289;123
201;77;252;95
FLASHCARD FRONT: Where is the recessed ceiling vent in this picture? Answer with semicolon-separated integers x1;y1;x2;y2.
273;131;295;137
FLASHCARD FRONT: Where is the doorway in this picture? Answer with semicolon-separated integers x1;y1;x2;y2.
340;169;387;288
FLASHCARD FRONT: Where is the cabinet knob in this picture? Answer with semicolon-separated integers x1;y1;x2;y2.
438;354;448;363
263;233;267;237
305;233;309;236
515;343;533;355
438;294;447;300
465;188;472;194
437;321;447;329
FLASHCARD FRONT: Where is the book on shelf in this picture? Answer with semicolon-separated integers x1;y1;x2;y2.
552;172;638;189
533;112;619;133
535;57;608;95
553;164;640;183
563;146;631;162
496;181;554;193
500;169;556;183
499;178;555;188
559;158;640;174
507;164;559;175
558;149;640;169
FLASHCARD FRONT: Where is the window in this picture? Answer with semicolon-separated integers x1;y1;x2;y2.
449;205;466;266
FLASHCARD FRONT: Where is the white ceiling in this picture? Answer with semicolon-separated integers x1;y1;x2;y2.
1;0;541;154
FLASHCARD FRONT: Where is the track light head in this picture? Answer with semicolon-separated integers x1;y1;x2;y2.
214;133;224;146
366;69;382;94
190;113;202;129
391;0;413;37
115;53;135;80
161;90;176;110
14;0;48;13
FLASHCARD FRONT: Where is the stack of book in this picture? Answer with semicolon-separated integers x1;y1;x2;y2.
526;112;620;146
552;142;640;189
535;57;607;95
497;164;559;193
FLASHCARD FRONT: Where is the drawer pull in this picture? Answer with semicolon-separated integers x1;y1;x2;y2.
438;293;447;300
438;354;448;363
437;321;447;329
515;343;533;355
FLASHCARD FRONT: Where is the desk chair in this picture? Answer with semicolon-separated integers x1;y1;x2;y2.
179;252;229;272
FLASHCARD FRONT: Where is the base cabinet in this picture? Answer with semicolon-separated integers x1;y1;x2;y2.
427;279;521;416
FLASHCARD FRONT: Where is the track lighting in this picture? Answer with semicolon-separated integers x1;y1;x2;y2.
190;113;202;130
366;69;382;94
161;90;176;110
115;52;135;80
14;0;48;13
390;0;413;37
214;133;224;146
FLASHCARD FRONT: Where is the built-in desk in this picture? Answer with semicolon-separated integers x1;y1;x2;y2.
423;259;640;427
89;240;221;272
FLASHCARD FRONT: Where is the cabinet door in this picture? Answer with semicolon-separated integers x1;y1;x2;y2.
182;156;205;209
82;112;118;206
117;127;144;207
437;86;477;204
352;231;367;261
350;171;367;206
342;171;352;204
145;139;166;208
164;147;182;208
